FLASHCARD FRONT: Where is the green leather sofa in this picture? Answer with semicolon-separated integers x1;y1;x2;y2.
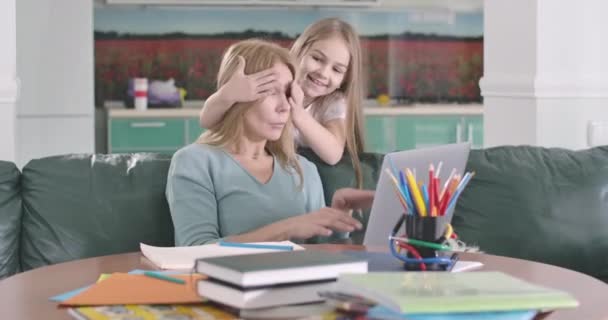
1;146;607;283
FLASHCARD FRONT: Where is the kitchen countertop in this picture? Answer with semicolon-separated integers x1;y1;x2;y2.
107;103;483;118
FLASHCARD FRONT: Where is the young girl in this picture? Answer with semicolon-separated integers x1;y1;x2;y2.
199;17;366;188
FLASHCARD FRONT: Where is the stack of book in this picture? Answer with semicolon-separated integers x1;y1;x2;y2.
330;271;579;319
194;250;368;310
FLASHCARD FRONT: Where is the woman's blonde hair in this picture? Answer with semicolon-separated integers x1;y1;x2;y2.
290;17;366;188
197;39;303;185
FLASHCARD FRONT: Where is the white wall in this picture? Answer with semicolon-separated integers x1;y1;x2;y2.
481;0;608;149
16;0;94;167
380;0;482;10
0;0;17;162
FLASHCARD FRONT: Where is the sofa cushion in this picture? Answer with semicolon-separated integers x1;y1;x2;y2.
20;153;174;271
0;161;21;278
452;146;608;282
299;148;384;244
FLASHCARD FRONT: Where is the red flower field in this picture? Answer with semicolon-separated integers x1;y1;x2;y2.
95;38;482;105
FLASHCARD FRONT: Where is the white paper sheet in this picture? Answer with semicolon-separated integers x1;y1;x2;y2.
452;260;484;272
140;241;305;270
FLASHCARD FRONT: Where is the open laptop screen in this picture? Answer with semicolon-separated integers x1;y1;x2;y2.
363;143;471;247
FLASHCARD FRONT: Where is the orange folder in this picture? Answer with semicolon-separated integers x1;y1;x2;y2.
60;273;206;307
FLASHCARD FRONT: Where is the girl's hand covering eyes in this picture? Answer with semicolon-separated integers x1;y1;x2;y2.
224;55;280;103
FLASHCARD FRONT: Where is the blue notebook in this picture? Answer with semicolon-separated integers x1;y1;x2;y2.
368;306;537;320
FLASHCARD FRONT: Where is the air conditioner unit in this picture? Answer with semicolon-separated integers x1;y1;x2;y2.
105;0;381;7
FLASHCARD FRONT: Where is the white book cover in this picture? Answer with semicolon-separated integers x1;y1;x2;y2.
197;279;335;309
140;241;305;270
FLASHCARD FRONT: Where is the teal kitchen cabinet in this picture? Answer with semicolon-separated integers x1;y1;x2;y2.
364;113;483;153
108;109;203;154
464;115;483;149
395;116;462;150
187;118;206;143
408;115;484;150
365;115;395;154
365;115;462;153
109;118;186;153
108;108;483;155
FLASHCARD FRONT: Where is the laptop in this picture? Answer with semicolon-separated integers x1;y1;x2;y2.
363;143;471;247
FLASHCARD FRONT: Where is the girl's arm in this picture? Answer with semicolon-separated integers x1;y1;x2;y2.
199;56;279;129
288;83;346;165
292;114;346;165
199;86;238;129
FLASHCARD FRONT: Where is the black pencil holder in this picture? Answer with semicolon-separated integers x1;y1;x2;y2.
402;214;451;271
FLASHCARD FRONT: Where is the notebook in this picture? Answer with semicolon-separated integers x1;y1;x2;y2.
68;304;236;320
367;306;537;320
140;240;304;270
235;302;338;319
70;302;342;320
59;273;205;306
50;269;186;303
195;250;367;287
363;143;470;246
335;272;578;314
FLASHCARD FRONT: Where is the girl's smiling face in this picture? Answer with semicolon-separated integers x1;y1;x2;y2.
297;36;350;100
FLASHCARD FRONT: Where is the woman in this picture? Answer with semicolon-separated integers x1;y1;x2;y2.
166;39;362;246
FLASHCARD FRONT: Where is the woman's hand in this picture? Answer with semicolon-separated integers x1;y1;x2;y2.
221;55;279;103
281;207;363;240
331;188;375;212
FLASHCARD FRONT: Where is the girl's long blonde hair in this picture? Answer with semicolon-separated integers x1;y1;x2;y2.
197;39;303;185
290;17;366;188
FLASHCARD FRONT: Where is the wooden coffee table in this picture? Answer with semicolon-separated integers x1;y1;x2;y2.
0;244;607;320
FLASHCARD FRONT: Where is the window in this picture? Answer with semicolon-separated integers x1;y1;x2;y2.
94;5;483;106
